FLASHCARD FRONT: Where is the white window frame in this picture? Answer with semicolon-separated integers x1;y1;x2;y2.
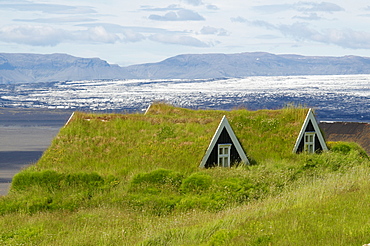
304;132;315;153
218;144;232;167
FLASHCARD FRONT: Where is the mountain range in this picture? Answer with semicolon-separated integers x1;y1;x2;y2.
1;52;370;83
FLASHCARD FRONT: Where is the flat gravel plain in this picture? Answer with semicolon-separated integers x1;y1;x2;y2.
0;109;71;195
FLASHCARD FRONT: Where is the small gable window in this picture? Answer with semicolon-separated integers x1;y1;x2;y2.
218;144;232;167
199;116;249;168
292;108;328;154
304;132;315;153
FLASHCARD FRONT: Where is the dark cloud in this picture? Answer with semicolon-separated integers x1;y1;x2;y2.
149;9;205;21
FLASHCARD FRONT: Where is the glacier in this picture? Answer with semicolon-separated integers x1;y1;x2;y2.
0;74;369;122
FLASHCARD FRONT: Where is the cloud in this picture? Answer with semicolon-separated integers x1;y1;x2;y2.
200;26;229;36
179;0;218;10
248;20;276;30
0;2;96;14
79;23;173;35
0;25;69;46
252;2;344;14
0;25;142;46
140;4;181;12
149;9;205;21
279;22;370;49
206;5;219;10
248;20;370;50
79;26;121;44
252;4;292;13
182;0;203;6
298;2;344;12
293;13;322;20
150;34;209;47
14;16;98;23
120;30;146;43
230;16;248;23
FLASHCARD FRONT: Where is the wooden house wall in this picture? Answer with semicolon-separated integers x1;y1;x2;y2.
296;120;324;153
204;127;242;168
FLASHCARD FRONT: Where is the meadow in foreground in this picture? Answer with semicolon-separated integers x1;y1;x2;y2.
0;104;369;245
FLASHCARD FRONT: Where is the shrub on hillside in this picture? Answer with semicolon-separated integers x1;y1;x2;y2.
179;172;213;194
11;170;62;192
329;141;369;159
3;170;113;214
11;170;105;192
128;168;183;196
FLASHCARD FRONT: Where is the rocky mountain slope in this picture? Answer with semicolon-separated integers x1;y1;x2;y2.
2;52;370;83
126;52;370;79
0;53;132;83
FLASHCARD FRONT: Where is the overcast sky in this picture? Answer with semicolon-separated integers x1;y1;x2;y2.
1;0;370;66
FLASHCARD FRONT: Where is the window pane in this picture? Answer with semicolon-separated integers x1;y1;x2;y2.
219;148;223;155
219;158;223;165
224;147;228;155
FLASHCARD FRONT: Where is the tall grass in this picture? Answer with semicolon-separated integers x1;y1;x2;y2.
0;103;369;245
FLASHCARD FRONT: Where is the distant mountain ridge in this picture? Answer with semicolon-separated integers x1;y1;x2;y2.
0;53;133;84
2;52;370;83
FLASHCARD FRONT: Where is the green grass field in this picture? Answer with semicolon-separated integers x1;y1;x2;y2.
0;103;369;245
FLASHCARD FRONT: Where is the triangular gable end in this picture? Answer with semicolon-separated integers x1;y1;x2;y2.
293;108;328;153
64;112;75;127
199;116;249;168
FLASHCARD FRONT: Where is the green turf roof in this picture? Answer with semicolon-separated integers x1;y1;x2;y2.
36;103;309;175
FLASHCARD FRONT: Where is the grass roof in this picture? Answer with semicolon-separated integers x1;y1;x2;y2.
4;103;370;245
36;103;308;176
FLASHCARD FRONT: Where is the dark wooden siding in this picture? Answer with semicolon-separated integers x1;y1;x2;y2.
296;120;324;153
204;127;242;168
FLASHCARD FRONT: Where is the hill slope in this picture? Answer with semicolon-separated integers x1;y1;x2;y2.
0;53;133;83
0;104;369;245
2;52;370;83
126;52;370;79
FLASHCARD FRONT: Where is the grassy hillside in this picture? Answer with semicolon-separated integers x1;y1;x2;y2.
0;103;369;245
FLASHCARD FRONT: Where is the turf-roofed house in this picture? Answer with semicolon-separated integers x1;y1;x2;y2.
57;103;327;173
293;108;328;154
